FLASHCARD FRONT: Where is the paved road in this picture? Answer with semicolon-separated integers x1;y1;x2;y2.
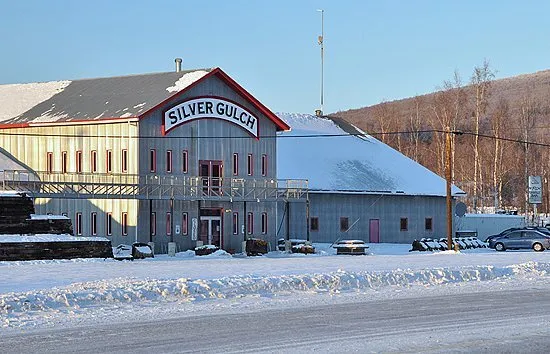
2;289;550;353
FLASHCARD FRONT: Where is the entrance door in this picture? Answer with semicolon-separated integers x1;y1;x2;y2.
369;219;380;243
199;209;222;248
199;160;223;196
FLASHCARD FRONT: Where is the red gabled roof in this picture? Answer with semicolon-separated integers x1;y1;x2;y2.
140;67;290;131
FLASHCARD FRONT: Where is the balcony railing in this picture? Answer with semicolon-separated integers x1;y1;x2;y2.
0;170;308;201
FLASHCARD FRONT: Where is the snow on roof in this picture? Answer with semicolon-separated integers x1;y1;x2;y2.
0;69;213;125
276;113;465;197
0;81;71;122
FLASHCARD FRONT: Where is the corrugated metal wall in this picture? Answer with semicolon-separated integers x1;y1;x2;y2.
137;74;279;253
280;193;451;244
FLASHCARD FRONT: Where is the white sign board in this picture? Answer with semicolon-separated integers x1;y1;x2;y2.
191;218;198;241
164;97;259;138
175;225;181;235
528;175;542;204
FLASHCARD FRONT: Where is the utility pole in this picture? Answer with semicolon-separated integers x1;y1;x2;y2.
317;9;324;116
445;127;453;250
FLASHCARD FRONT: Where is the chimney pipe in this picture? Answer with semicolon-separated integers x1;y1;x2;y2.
175;58;182;72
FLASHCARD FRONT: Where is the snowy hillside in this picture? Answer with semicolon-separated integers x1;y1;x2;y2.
276;113;464;197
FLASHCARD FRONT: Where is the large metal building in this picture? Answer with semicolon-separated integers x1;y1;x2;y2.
0;64;463;252
276;113;465;244
0;64;307;253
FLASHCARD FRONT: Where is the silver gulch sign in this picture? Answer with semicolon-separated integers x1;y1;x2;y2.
164;97;259;138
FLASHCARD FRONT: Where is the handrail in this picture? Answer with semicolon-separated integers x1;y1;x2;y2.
1;170;308;201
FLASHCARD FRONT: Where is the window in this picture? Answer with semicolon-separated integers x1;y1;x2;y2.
247;212;253;234
310;217;319;231
166;212;172;235
182;150;188;173
76;151;83;173
182;212;188;235
75;212;82;236
233;212;239;235
261;154;267;176
91;212;97;236
122;212;128;236
166;150;172;173
150;149;156;173
340;217;349;232
400;218;408;231
106;212;112;236
61;151;68;173
247;154;253;176
47;152;54;173
261;212;268;234
91;150;97;173
106;150;113;174
150;212;156;236
121;149;128;173
425;218;433;231
232;153;238;176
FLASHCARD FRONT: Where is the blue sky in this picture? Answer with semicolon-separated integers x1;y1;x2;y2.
1;0;549;114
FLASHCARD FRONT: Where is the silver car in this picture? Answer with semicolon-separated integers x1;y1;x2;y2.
489;230;550;252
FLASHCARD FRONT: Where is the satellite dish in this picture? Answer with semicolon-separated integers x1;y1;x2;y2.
455;202;467;217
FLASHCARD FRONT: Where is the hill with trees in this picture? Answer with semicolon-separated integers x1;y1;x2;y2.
332;62;550;215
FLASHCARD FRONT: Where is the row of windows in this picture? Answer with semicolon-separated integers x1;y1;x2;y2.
45;150;269;176
73;212;127;236
47;150;128;174
309;217;434;232
72;211;269;236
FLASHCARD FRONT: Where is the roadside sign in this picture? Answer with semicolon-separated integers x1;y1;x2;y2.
528;176;542;204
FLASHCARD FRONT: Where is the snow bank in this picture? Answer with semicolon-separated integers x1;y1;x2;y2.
2;261;549;328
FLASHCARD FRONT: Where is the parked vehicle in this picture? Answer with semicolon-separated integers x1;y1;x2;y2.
485;227;550;243
488;230;550;252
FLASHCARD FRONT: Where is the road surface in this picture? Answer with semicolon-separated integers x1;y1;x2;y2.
2;289;550;353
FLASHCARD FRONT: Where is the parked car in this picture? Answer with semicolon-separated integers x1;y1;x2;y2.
488;230;550;252
485;227;550;243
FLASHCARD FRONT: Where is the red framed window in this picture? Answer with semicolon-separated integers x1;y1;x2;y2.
425;218;433;231
106;212;112;236
233;153;239;176
91;150;97;173
247;212;253;234
61;151;68;173
182;212;188;235
400;218;408;231
261;212;268;234
75;212;82;236
150;149;156;173
182;150;188;173
247;154;253;176
340;217;349;232
261;154;267;176
106;150;113;174
310;217;319;231
121;149;128;173
166;150;173;173
151;212;156;236
46;152;54;173
76;150;83;173
166;212;172;235
122;212;128;236
91;212;97;236
233;212;239;235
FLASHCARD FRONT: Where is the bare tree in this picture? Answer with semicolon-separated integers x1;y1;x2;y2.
470;59;495;212
490;98;508;209
518;94;540;218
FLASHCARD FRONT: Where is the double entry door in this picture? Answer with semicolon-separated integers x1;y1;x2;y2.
199;209;221;247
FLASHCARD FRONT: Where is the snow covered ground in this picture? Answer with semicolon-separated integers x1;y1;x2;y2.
1;243;550;332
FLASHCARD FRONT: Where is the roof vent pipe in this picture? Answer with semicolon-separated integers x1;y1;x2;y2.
175;58;182;72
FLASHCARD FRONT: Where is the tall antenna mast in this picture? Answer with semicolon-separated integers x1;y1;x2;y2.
316;9;324;117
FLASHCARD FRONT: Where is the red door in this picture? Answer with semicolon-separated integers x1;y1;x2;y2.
369;219;380;243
